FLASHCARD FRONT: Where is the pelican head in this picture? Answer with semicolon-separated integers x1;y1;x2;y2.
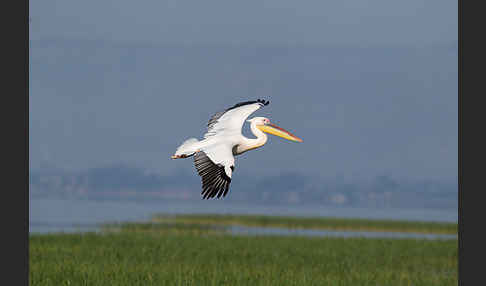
247;117;303;142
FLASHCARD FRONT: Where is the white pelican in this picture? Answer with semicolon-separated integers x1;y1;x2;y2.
171;99;303;199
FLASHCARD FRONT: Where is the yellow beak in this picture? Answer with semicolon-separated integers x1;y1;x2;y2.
257;123;303;142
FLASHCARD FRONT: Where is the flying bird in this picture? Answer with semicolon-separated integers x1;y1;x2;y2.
171;99;303;199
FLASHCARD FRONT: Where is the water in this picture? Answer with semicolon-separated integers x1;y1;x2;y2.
29;198;457;238
229;226;457;240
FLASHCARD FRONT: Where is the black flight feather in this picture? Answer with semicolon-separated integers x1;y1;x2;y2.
194;151;232;199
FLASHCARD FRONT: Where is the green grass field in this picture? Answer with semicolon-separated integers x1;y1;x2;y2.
153;213;458;234
30;216;457;286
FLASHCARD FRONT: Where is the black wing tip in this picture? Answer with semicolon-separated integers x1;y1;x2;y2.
194;151;232;200
226;99;269;111
256;99;270;106
201;176;231;200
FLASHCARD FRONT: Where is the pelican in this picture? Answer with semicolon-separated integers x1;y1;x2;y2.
171;99;303;199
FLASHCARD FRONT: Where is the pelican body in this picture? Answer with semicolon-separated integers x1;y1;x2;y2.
171;99;303;199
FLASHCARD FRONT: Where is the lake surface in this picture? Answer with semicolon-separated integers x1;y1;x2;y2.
29;198;457;238
229;226;457;240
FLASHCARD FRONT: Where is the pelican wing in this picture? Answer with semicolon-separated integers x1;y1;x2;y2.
194;143;235;199
204;99;269;139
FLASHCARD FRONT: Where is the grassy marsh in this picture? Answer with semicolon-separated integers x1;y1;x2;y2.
153;213;458;234
30;216;457;286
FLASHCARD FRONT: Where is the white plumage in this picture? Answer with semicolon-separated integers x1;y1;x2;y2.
172;99;302;199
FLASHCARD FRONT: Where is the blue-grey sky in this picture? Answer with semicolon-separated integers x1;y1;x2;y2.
30;0;457;45
29;0;457;184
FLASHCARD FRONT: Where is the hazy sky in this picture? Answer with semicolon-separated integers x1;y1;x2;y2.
30;0;457;45
29;0;458;183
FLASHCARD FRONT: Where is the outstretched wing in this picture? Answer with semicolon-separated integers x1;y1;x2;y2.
204;99;269;139
194;143;235;199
